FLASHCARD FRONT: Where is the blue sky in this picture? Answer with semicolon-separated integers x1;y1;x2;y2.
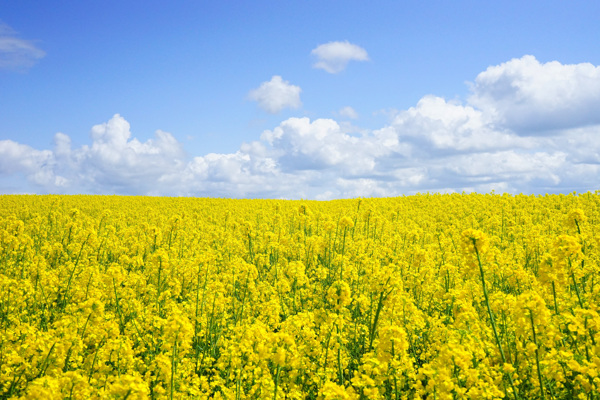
1;1;600;198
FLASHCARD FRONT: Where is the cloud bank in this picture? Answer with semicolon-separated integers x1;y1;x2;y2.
0;23;45;71
2;55;600;199
469;55;600;132
311;41;369;73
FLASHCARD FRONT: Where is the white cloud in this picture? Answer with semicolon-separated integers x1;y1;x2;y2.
0;114;186;195
337;106;359;119
0;23;45;71
468;55;600;133
79;115;185;193
3;56;600;198
311;41;369;73
260;117;397;176
0;140;65;189
248;76;302;114
445;151;565;183
391;95;535;152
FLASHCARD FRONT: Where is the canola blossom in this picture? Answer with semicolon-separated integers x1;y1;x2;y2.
0;193;599;399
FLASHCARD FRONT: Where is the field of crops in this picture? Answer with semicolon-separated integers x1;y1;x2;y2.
0;194;599;399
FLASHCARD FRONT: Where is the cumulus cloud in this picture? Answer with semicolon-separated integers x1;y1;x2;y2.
0;114;187;195
80;115;186;193
0;140;61;188
391;95;534;152
468;55;600;133
311;41;369;73
260;117;386;174
0;23;46;71
2;56;600;198
247;76;302;114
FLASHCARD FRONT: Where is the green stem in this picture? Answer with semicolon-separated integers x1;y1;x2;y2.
551;281;559;315
473;242;519;400
273;365;281;400
36;342;57;379
369;291;385;350
340;228;347;280
171;336;178;400
528;309;545;400
112;279;125;334
336;324;344;386
156;256;163;317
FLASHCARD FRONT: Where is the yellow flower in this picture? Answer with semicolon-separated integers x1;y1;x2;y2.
566;208;586;231
273;347;286;366
460;229;489;255
298;203;311;215
106;374;149;399
339;216;354;229
502;363;515;374
552;234;582;262
327;280;352;310
318;380;359;400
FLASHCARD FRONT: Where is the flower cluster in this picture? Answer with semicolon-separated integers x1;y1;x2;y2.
0;192;599;399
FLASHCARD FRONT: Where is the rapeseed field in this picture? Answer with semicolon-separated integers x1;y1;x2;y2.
0;194;598;399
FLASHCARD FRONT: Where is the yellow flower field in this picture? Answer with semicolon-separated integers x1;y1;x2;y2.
0;194;599;399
